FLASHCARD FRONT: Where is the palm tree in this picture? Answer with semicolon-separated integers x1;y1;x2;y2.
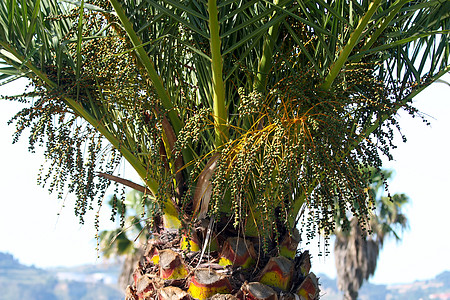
1;0;449;299
334;169;409;300
99;190;149;290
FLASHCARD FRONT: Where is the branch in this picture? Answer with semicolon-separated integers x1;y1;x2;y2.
322;0;382;91
96;172;150;194
254;0;282;94
208;0;228;147
109;0;182;134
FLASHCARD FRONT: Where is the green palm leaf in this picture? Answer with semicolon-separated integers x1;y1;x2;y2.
1;0;449;245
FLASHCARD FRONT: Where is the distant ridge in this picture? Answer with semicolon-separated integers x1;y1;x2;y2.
319;271;450;300
0;252;22;268
2;251;449;300
0;252;123;300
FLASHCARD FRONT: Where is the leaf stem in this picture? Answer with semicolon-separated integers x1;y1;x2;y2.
254;0;281;94
109;0;182;134
208;0;228;147
322;0;382;91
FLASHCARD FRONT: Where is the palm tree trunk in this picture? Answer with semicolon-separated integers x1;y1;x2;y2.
125;225;319;299
335;219;379;300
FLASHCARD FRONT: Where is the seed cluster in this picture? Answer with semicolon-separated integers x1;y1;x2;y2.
3;1;430;251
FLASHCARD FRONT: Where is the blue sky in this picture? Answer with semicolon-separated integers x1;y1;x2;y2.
0;74;449;284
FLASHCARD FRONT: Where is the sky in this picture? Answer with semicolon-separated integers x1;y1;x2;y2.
0;74;449;285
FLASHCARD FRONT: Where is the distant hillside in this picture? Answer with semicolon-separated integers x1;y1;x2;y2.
2;251;449;300
319;271;450;300
48;261;122;286
0;252;123;300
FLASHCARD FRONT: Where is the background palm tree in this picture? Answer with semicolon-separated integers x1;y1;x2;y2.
334;169;409;300
99;190;149;290
1;0;449;299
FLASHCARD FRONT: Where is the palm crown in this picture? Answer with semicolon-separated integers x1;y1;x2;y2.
1;1;449;297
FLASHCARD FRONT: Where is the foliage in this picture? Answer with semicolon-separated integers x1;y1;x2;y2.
367;169;409;243
99;190;153;289
99;190;148;259
1;0;449;248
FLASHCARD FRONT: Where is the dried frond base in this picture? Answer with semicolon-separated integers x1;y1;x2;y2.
124;230;319;300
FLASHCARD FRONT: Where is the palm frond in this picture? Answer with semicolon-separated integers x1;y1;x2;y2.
1;0;449;242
